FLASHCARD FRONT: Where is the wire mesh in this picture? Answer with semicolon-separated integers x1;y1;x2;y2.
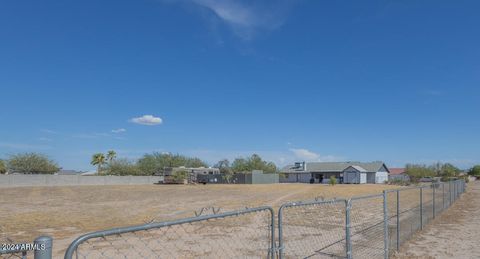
422;186;434;225
278;200;347;259
69;207;274;259
397;187;421;246
385;191;398;254
349;194;385;259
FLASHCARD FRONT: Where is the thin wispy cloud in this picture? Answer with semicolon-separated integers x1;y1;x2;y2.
0;142;51;150
40;129;58;134
166;0;297;40
72;132;116;139
129;115;163;125
38;137;52;142
289;148;341;162
111;128;126;133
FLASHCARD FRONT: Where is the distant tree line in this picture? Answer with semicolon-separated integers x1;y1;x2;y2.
92;152;278;176
405;162;464;182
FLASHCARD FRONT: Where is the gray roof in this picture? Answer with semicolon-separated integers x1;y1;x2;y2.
281;161;388;173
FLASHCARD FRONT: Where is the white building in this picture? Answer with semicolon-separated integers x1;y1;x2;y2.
280;161;390;184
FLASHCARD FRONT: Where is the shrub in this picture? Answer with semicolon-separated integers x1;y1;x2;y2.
329;176;337;186
172;170;188;182
0;159;6;174
104;159;142;176
7;153;60;174
389;178;410;186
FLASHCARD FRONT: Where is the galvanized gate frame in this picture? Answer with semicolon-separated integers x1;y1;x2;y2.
64;206;276;259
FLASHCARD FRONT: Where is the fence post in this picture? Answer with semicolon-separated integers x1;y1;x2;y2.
432;184;436;219
278;206;284;259
270;208;275;259
420;187;423;230
34;236;52;259
396;190;400;251
449;181;452;207
454;181;456;201
383;191;389;259
442;182;445;210
345;199;352;259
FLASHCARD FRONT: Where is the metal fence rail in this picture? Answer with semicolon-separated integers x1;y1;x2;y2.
64;206;275;259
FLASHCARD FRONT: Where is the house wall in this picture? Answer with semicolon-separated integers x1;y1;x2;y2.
375;171;389;183
366;172;376;183
279;173;311;183
360;172;367;183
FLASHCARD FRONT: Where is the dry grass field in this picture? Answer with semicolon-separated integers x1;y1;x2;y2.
0;183;400;257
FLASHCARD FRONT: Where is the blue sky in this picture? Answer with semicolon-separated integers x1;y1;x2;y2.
1;0;479;170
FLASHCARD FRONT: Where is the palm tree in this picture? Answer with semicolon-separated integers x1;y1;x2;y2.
91;153;106;174
106;150;117;163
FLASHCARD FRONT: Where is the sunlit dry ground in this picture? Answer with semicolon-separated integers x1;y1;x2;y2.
0;183;400;257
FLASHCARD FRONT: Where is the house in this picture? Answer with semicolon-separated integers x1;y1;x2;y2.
280;161;390;184
388;168;410;182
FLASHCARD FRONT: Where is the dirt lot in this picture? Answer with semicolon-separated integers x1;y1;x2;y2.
0;183;397;257
394;181;480;259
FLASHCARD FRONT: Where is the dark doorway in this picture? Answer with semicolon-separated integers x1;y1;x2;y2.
315;173;324;183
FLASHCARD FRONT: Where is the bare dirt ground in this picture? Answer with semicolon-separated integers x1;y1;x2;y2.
394;181;480;259
0;183;397;257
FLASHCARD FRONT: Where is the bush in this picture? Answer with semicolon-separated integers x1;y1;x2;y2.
329;176;337;186
468;165;480;177
104;159;142;176
7;153;60;174
388;178;409;186
0;159;6;174
172;170;188;182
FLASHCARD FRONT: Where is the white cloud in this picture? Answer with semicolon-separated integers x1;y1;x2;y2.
166;0;296;40
129;115;163;126
111;128;126;133
38;137;52;142
289;148;341;162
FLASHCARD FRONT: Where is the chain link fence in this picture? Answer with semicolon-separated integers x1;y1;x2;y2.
64;206;275;259
276;179;465;259
4;180;463;259
277;199;347;258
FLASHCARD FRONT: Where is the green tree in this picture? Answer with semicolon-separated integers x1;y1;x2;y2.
7;153;60;174
91;153;106;174
105;159;141;176
171;170;188;182
468;165;480;177
137;152;208;175
0;159;7;174
439;163;460;180
405;164;435;182
106;150;117;163
215;159;234;183
231;154;277;173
